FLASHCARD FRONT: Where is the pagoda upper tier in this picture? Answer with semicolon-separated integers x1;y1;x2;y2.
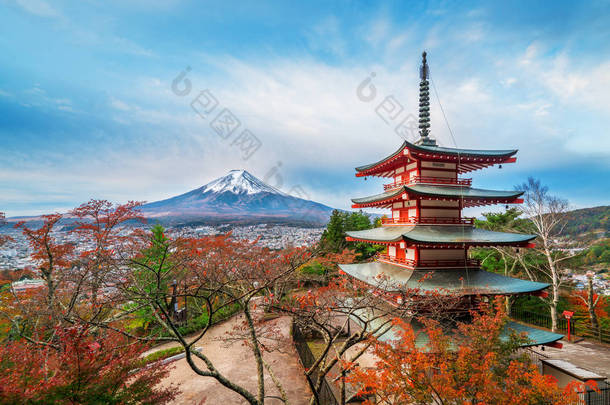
355;140;517;178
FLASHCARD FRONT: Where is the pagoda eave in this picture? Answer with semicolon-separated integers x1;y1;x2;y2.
351;196;524;209
339;262;549;295
354;141;519;178
346;235;535;249
345;226;536;246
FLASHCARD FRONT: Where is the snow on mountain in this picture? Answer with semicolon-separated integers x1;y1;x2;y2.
201;170;284;195
139;170;334;225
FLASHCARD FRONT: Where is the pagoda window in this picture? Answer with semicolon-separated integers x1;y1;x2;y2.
420;208;459;218
420;169;456;179
419;248;464;261
405;248;415;260
422;200;459;207
421;161;456;170
388;246;397;258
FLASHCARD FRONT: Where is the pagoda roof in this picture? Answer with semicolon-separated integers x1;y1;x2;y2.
406;140;517;158
345;225;536;246
360;312;563;348
338;261;548;294
351;185;523;208
355;141;518;177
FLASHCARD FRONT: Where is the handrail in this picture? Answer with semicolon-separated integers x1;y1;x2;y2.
381;217;474;225
377;254;479;268
384;176;472;190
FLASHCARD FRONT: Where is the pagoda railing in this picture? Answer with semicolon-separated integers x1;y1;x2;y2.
383;176;472;190
381;217;474;225
377;254;480;268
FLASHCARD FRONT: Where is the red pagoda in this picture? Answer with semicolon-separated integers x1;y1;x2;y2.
339;52;563;347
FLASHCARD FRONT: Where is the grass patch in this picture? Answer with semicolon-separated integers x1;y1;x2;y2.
306;340;329;360
141;346;185;365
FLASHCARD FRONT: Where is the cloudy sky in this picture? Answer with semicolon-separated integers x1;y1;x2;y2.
1;0;609;217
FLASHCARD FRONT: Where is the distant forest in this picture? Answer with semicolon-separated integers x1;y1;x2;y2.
562;205;610;236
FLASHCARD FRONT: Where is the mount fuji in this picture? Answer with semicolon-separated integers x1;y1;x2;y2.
139;170;335;226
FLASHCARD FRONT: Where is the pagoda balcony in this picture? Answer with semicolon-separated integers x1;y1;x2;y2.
377;254;480;268
383;176;472;190
381;216;475;226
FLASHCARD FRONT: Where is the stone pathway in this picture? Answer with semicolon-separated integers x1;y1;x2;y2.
157;314;311;404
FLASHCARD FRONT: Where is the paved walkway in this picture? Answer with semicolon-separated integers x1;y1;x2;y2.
542;339;610;379
157;314;311;404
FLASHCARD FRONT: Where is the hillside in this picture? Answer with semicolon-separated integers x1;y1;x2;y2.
562;205;610;236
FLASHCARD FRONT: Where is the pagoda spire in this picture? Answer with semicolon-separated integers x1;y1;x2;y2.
417;51;436;146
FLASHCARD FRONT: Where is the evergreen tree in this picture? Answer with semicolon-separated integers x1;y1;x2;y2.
320;210;382;260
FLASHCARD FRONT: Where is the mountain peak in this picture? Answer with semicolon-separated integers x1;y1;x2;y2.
201;170;284;195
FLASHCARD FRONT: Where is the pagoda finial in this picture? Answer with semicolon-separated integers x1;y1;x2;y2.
416;51;436;146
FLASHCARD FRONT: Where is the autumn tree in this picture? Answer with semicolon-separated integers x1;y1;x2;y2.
347;298;588;405
0;324;177;404
88;229;313;405
569;271;608;335
11;214;76;339
70;199;144;309
1;203;180;403
277;270;463;405
0;212;11;248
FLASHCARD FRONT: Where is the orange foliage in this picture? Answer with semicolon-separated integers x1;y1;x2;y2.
0;325;177;403
347;298;587;405
569;290;608;319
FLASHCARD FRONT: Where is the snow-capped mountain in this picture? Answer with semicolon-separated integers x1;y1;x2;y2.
140;170;335;225
200;170;285;195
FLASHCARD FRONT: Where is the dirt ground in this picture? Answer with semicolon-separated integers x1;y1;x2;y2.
157;314;312;404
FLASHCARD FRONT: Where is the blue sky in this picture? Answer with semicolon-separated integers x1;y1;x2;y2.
1;0;609;217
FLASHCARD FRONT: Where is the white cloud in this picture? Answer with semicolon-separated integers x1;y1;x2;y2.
501;77;517;87
109;98;131;111
14;0;60;17
112;36;156;57
305;16;346;57
364;17;390;46
15;0;61;18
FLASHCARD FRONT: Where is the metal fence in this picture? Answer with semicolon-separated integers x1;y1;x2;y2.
511;308;610;344
511;308;568;333
292;323;338;405
578;381;610;405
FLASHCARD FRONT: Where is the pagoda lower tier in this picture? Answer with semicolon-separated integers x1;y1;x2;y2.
351;307;564;348
338;261;548;295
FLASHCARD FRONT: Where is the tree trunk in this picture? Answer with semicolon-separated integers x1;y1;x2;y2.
340;369;346;405
545;246;560;332
587;276;600;333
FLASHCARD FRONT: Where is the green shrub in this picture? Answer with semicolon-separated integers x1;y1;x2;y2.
300;261;326;276
176;301;241;336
